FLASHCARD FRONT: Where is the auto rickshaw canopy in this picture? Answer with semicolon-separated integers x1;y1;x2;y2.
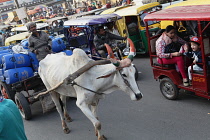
160;0;210;29
11;23;49;32
100;5;132;15
5;32;31;46
64;14;121;26
144;4;210;22
114;2;159;16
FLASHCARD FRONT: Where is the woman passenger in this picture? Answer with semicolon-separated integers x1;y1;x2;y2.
156;25;189;86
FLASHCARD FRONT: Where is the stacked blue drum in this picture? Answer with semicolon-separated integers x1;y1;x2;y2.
0;50;39;84
0;37;73;85
51;37;73;56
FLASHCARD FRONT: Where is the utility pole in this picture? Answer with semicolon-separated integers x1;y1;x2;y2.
14;0;20;9
14;0;31;22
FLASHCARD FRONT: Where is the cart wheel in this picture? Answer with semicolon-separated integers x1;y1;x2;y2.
160;77;179;100
0;81;15;101
15;92;32;120
134;65;139;80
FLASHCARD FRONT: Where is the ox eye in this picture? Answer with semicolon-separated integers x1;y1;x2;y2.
122;74;127;77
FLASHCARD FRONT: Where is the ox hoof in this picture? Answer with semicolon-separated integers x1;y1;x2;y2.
66;117;73;122
98;135;107;140
63;128;71;134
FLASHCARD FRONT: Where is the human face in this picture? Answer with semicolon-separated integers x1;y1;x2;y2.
166;29;176;39
99;28;105;35
191;42;200;52
29;25;37;33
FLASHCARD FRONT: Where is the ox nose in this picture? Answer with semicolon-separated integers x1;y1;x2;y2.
135;93;143;100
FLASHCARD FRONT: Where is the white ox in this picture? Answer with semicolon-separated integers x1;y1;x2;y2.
38;40;142;140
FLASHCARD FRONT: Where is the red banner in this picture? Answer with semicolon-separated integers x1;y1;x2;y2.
0;0;11;3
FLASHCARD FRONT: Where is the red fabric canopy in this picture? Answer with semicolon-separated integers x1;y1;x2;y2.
144;5;210;21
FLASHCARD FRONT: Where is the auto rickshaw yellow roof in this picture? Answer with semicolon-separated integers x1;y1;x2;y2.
160;0;210;29
165;0;210;9
100;5;132;14
5;32;31;46
114;2;160;16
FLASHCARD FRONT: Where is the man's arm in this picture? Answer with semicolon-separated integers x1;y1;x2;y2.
107;32;126;40
28;37;35;53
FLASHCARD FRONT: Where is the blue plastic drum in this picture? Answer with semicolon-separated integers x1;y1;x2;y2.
62;50;73;56
28;52;39;72
52;38;66;53
2;54;31;70
4;67;34;84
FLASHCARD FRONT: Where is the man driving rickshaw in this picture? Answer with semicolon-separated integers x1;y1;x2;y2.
93;25;127;58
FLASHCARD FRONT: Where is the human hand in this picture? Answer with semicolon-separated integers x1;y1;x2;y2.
172;52;181;57
183;43;189;52
34;50;39;54
193;59;196;64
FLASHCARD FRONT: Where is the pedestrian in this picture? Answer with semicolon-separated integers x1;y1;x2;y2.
0;95;28;140
26;22;52;61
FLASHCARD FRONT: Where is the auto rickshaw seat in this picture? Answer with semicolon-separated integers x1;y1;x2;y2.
153;62;175;69
68;35;88;47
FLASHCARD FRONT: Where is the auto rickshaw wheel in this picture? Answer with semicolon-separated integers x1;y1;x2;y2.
0;81;15;101
160;77;179;100
15;92;32;120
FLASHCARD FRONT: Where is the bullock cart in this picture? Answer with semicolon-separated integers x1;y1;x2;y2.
63;14;139;79
0;38;72;120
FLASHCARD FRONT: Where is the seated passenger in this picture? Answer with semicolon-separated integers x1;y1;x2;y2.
94;26;127;58
184;36;202;85
156;25;189;86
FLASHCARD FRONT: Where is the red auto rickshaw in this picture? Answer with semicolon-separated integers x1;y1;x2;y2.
144;5;210;100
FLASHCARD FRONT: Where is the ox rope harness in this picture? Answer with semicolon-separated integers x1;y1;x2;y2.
67;68;137;96
119;69;138;94
69;81;105;95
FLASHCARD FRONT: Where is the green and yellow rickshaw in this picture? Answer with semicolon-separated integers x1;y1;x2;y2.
102;2;161;54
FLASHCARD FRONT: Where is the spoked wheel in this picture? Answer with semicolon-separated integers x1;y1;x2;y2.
15;92;32;120
160;78;179;100
0;81;15;101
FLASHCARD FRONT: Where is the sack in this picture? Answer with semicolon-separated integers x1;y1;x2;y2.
164;42;183;53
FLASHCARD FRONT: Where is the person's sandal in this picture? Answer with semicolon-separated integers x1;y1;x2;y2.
183;81;189;86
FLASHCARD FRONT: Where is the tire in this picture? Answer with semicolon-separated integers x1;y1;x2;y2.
0;81;15;101
134;65;139;80
160;77;179;100
15;92;32;120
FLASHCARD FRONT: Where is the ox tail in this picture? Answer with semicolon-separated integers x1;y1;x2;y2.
59;97;64;113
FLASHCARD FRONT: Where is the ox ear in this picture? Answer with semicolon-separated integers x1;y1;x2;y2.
96;69;117;79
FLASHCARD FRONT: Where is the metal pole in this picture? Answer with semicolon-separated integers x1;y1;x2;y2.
14;0;20;9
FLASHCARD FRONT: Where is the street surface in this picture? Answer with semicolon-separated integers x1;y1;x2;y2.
24;57;210;140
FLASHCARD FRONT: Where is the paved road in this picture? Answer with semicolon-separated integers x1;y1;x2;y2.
24;57;210;140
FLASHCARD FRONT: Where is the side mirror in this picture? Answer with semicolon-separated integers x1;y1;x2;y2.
123;29;126;34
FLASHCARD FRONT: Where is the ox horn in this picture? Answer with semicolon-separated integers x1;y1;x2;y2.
127;38;135;61
104;43;120;67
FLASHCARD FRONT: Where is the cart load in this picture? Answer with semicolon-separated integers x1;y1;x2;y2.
0;37;73;85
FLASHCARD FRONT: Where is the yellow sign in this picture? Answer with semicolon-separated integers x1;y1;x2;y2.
193;77;205;83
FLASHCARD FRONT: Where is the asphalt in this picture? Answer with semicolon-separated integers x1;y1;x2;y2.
24;57;210;140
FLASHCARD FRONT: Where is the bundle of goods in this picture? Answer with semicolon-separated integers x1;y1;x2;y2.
0;37;74;85
0;51;39;84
